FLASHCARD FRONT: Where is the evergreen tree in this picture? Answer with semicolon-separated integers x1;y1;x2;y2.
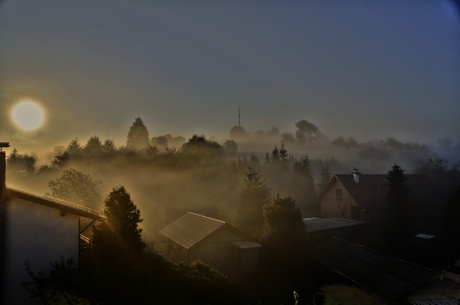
261;195;308;256
101;139;117;154
437;186;460;265
90;186;147;304
384;164;412;253
235;166;271;239
83;136;103;157
126;117;150;150
6;148;36;173
66;138;83;159
293;155;318;214
317;163;331;193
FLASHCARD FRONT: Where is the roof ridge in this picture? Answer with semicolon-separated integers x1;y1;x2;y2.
187;211;226;224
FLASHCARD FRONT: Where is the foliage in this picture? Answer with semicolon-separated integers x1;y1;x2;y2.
21;256;96;305
223;139;238;156
384;164;412;253
101;139;117;154
230;125;249;139
317;163;331;193
235;166;271;238
6;148;36;173
46;168;102;208
261;195;308;255
295;119;320;144
89;186;147;304
437;185;460;265
293;155;318;214
181;135;225;167
126;117;150;150
83;136;103;157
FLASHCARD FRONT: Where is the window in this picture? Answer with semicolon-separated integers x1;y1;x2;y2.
336;189;343;202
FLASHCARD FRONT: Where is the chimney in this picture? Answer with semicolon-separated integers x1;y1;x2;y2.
352;168;361;183
0;142;10;196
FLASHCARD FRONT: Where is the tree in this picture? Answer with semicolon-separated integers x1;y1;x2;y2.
6;148;36;173
235;166;271;239
223;139;238;156
46;168;102;208
66;138;83;159
281;132;296;145
101;139;117;154
293;155;318;214
295;120;320;144
261;195;308;256
384;164;412;253
230;126;249;139
126;117;150;150
316;163;331;193
83;136;103;157
437;186;460;266
90;186;146;304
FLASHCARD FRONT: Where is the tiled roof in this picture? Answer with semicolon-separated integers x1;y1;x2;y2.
308;237;439;301
159;212;226;249
5;187;105;221
320;174;441;209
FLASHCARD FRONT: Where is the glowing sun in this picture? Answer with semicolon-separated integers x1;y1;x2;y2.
12;101;44;130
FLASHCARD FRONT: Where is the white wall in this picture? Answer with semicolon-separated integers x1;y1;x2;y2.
3;197;79;305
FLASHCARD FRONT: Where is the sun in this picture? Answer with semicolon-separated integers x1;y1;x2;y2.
12;101;44;130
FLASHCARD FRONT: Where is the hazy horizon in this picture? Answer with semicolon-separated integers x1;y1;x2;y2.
1;1;459;156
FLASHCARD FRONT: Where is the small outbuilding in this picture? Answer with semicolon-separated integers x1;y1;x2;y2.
159;212;261;274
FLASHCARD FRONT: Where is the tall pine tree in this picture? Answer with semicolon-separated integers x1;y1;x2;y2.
235;166;271;239
293;155;318;215
384;164;412;254
126;117;150;150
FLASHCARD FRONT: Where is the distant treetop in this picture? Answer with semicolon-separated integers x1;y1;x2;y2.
126;117;150;150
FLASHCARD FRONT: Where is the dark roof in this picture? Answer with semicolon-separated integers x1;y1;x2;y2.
319;174;441;209
232;241;262;249
5;187;105;221
308;236;439;301
159;212;227;249
303;217;368;233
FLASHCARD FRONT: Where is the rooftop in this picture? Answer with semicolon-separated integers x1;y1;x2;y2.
159;212;226;249
303;217;368;233
5;187;105;221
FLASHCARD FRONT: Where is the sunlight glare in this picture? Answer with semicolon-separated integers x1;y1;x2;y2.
12;101;44;130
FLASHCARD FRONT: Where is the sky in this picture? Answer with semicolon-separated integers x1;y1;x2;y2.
0;0;459;157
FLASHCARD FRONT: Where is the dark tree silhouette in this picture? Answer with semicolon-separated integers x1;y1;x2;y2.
295;120;320;144
384;164;412;253
66;138;83;159
261;195;308;255
83;136;103;157
46;168;102;208
316;163;331;193
6;148;36;173
437;186;460;266
126;117;150;150
235;166;271;239
293;155;318;214
223;139;238;156
90;186;147;304
101;139;117;154
230;125;249;139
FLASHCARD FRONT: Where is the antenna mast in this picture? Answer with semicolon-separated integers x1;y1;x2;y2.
238;107;240;127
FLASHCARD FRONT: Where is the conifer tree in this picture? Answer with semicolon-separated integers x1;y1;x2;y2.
90;186;147;304
293;155;318;214
317;163;331;193
126;117;150;150
235;166;271;239
384;164;412;253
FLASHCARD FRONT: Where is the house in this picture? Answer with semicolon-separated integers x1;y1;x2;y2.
159;212;262;274
318;172;441;221
308;236;460;304
0;147;105;304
